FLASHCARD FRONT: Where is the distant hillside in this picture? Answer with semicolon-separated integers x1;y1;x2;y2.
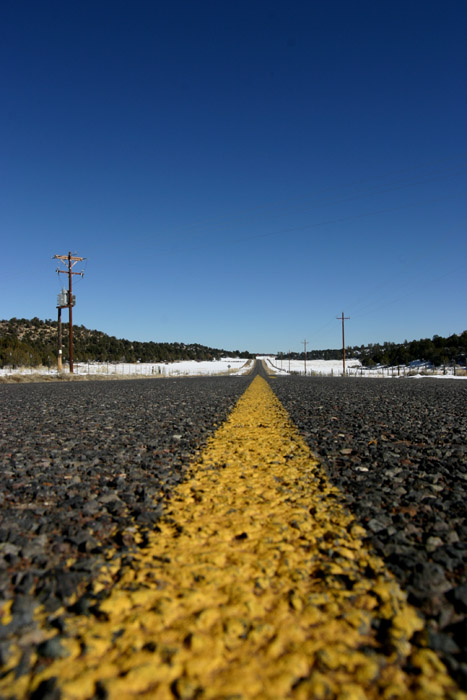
0;318;252;368
281;331;467;368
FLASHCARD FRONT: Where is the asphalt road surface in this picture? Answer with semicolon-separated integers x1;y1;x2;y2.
271;372;467;690
0;362;466;698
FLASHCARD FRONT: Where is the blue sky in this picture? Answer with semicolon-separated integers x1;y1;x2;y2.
1;0;466;354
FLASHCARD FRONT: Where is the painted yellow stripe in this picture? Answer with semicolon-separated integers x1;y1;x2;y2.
1;376;464;699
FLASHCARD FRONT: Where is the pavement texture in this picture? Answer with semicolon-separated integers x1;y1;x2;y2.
271;375;467;690
0;376;250;694
0;366;466;698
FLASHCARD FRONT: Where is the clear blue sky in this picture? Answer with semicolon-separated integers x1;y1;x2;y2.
1;0;466;354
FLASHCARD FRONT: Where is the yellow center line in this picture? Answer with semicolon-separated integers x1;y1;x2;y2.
1;376;464;699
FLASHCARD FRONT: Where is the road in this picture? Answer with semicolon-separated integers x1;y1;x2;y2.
0;362;466;698
272;371;467;691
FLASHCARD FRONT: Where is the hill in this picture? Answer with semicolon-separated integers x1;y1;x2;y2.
2;318;466;370
0;318;252;368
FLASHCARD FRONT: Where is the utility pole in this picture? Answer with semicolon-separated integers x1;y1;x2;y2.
302;339;307;376
288;350;291;373
53;252;84;373
57;306;63;371
336;312;350;375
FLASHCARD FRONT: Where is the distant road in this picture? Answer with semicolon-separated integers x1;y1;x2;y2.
0;362;466;696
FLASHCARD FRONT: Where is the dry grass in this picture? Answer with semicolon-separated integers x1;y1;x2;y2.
0;371;163;384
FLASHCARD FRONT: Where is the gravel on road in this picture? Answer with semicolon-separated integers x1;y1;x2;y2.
271;375;467;688
1;371;467;694
0;376;250;676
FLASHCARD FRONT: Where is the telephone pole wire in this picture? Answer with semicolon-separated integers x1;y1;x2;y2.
53;252;85;373
336;312;350;376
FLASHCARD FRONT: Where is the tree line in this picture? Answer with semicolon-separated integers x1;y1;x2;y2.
2;318;465;369
279;331;467;368
0;318;252;368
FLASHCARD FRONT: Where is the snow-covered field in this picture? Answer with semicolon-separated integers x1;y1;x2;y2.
0;357;253;379
1;356;465;380
265;356;360;376
263;356;466;379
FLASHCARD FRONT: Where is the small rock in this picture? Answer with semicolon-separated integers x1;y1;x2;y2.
367;518;389;534
447;530;460;545
37;636;69;660
10;595;37;627
447;584;467;613
426;536;444;552
428;630;460;655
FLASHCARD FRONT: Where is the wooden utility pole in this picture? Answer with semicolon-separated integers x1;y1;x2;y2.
336;312;350;375
57;307;63;371
53;252;84;373
302;339;307;376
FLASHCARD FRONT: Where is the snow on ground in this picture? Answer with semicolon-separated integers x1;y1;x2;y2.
0;358;253;378
1;356;465;380
403;373;467;380
262;356;466;379
263;356;361;376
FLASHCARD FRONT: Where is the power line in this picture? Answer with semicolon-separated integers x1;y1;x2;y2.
156;153;467;241
227;188;466;247
154;186;465;260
